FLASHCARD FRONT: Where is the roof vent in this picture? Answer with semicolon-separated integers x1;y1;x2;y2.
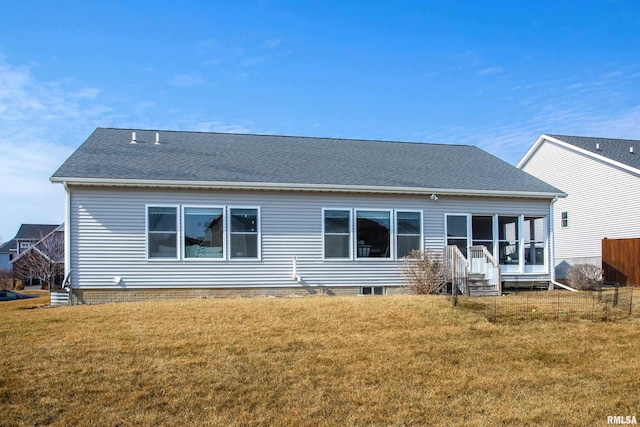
130;131;137;144
154;132;160;145
631;146;635;154
596;143;600;150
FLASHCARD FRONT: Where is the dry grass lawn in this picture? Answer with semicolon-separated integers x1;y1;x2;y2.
1;291;639;426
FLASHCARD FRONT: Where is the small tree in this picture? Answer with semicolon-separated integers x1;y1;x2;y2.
566;264;603;290
13;231;64;290
401;249;447;294
0;268;12;290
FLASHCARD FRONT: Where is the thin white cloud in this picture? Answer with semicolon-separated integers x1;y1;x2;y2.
192;120;252;134
478;67;503;76
167;73;204;87
0;58;112;242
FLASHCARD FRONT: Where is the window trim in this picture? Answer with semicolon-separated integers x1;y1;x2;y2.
396;210;423;258
146;204;180;260
561;211;568;228
360;286;386;296
228;206;261;260
322;208;353;260
182;205;226;261
355;208;393;260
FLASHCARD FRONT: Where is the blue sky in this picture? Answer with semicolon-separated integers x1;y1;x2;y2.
1;1;640;242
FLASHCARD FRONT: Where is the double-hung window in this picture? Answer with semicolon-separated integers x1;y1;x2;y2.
147;206;178;259
230;208;259;259
356;210;391;258
396;211;422;257
183;207;224;259
323;209;351;258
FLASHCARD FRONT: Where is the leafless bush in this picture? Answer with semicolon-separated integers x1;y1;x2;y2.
567;264;603;290
0;268;12;290
401;249;447;294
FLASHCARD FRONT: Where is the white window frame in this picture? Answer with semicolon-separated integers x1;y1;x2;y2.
355;209;393;260
146;204;180;260
322;208;353;260
228;206;261;260
561;211;569;228
360;286;386;296
395;210;423;258
182;205;226;261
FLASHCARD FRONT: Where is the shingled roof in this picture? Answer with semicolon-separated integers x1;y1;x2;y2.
14;224;60;240
51;128;564;197
545;134;640;171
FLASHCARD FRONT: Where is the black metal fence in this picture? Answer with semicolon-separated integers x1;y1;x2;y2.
454;288;635;322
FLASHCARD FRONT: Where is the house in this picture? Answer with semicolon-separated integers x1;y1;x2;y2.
50;128;565;304
518;134;640;279
0;224;60;273
10;224;65;288
0;239;17;271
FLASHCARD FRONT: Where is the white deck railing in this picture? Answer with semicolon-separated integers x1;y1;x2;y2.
444;245;468;296
469;245;502;293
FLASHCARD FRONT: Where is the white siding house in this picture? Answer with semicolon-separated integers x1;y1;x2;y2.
52;128;565;303
518;134;640;278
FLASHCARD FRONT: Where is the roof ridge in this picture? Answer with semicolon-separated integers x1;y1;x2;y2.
548;134;640;143
97;127;472;148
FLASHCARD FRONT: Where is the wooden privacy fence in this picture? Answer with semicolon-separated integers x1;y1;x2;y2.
602;238;640;287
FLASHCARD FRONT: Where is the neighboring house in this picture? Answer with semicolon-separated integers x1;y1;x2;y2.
0;224;60;273
11;224;65;288
51;128;565;304
0;239;17;271
518;134;640;279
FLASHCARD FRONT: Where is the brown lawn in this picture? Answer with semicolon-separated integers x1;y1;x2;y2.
1;292;639;426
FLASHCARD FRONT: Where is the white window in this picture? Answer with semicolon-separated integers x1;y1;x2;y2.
361;286;385;295
323;209;352;259
183;207;224;259
524;216;545;272
396;211;422;258
229;208;260;259
446;214;469;257
356;210;391;258
561;211;568;228
498;216;519;269
472;215;494;254
147;206;178;259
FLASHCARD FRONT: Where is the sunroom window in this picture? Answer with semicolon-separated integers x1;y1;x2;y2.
184;207;224;259
356;210;391;258
498;216;519;266
147;206;178;258
524;216;545;266
230;208;259;259
397;211;422;258
324;209;351;258
472;215;494;254
446;214;469;257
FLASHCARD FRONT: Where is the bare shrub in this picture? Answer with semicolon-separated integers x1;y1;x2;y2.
401;249;446;294
566;264;603;290
0;268;13;290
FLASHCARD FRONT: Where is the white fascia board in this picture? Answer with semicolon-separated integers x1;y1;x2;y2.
50;176;565;199
518;134;640;176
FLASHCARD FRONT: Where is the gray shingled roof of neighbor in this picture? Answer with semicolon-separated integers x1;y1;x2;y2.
546;134;640;171
0;239;16;253
14;224;60;240
51;128;564;197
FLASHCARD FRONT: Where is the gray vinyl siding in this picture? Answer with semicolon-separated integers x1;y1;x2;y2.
68;186;552;289
521;139;640;262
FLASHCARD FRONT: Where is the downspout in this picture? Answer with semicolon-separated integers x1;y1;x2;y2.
549;196;578;292
63;181;72;305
